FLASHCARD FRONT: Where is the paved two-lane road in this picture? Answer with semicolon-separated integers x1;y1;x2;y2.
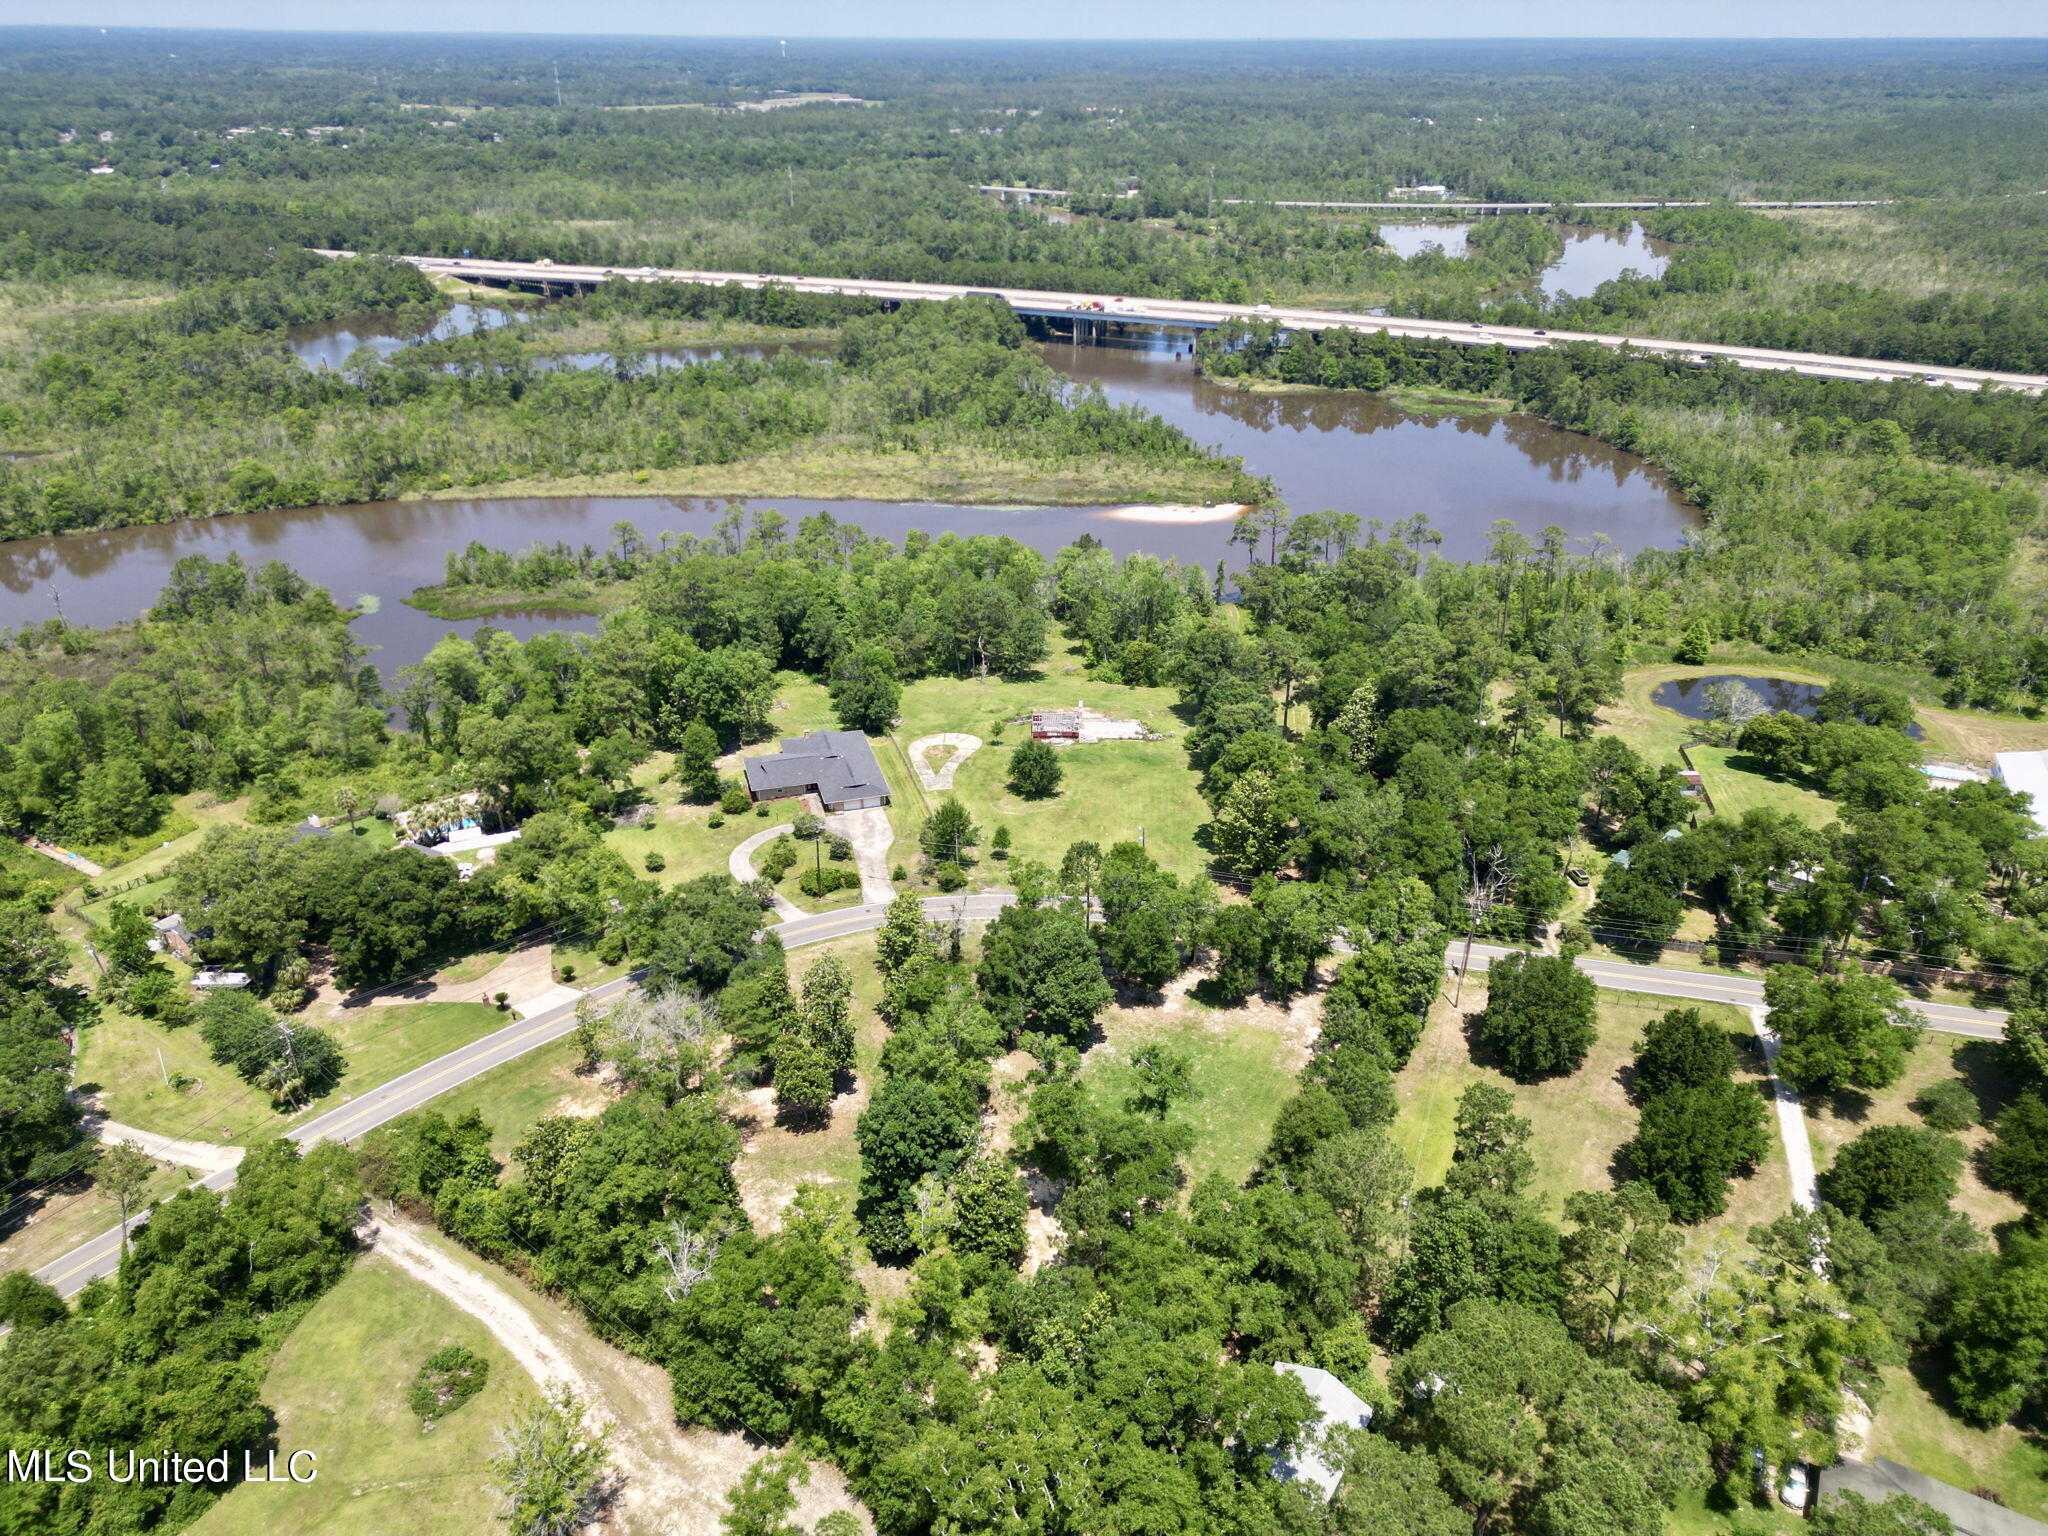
318;249;2048;396
33;901;2001;1297
31;896;1014;1298
1461;942;2008;1040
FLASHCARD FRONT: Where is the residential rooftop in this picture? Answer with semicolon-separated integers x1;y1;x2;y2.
743;729;891;811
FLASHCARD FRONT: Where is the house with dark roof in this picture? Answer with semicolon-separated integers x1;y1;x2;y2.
742;730;891;813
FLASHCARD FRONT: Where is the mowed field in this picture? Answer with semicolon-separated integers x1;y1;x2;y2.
190;1258;534;1536
1390;985;1790;1243
1076;984;1311;1192
605;642;1213;894
78;1000;507;1149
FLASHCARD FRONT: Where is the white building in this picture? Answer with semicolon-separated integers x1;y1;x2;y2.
1268;1363;1376;1497
1994;751;2048;834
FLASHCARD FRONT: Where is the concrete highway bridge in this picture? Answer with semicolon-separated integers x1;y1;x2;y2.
1228;197;1895;213
317;250;2047;393
973;187;1893;213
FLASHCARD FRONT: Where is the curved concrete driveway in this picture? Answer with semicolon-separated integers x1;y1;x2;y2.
907;733;982;792
826;806;896;904
729;826;804;920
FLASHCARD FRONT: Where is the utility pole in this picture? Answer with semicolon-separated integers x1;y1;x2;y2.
1451;918;1479;1007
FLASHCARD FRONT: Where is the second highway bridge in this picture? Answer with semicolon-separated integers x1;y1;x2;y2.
321;248;2048;395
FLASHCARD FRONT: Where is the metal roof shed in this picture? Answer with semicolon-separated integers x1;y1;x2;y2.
1268;1362;1375;1497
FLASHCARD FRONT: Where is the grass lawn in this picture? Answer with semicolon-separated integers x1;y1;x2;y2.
54;792;255;954
0;1158;194;1278
1597;663;1829;770
605;647;1204;899
732;937;889;1232
950;736;1212;883
768;849;869;915
1391;986;1788;1242
1700;645;2048;768
600;763;803;888
770;672;839;736
547;939;634;991
190;1258;534;1536
1803;1033;2025;1233
1665;1488;1803;1535
1601;655;2048;777
1686;745;1837;827
426;1036;606;1163
887;637;1211;882
78;1000;509;1147
1076;995;1306;1190
1864;1363;2048;1518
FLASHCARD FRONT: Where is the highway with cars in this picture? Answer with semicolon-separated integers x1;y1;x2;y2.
32;898;2005;1297
319;248;2048;395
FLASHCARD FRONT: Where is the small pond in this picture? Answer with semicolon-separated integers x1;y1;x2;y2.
1651;674;1924;740
286;302;533;371
1377;223;1472;259
1534;222;1670;302
1373;220;1671;303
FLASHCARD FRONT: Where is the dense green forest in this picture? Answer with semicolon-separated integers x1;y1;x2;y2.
8;31;2048;1536
0;268;1256;537
7;517;2038;1532
1199;324;2048;710
6;523;2048;1531
4;32;2048;365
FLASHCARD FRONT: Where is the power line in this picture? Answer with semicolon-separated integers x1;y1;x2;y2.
3;915;614;1237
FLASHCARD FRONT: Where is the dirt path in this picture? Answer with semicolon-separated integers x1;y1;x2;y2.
83;1114;243;1174
23;837;105;878
369;942;559;1011
905;732;981;792
309;941;559;1016
363;1215;864;1536
1749;1005;1819;1212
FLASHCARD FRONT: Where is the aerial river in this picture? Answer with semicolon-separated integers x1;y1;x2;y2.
0;317;1696;673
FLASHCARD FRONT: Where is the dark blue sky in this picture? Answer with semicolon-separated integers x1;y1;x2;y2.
11;3;2043;37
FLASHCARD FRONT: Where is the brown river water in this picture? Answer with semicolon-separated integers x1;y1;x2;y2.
0;326;1697;675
